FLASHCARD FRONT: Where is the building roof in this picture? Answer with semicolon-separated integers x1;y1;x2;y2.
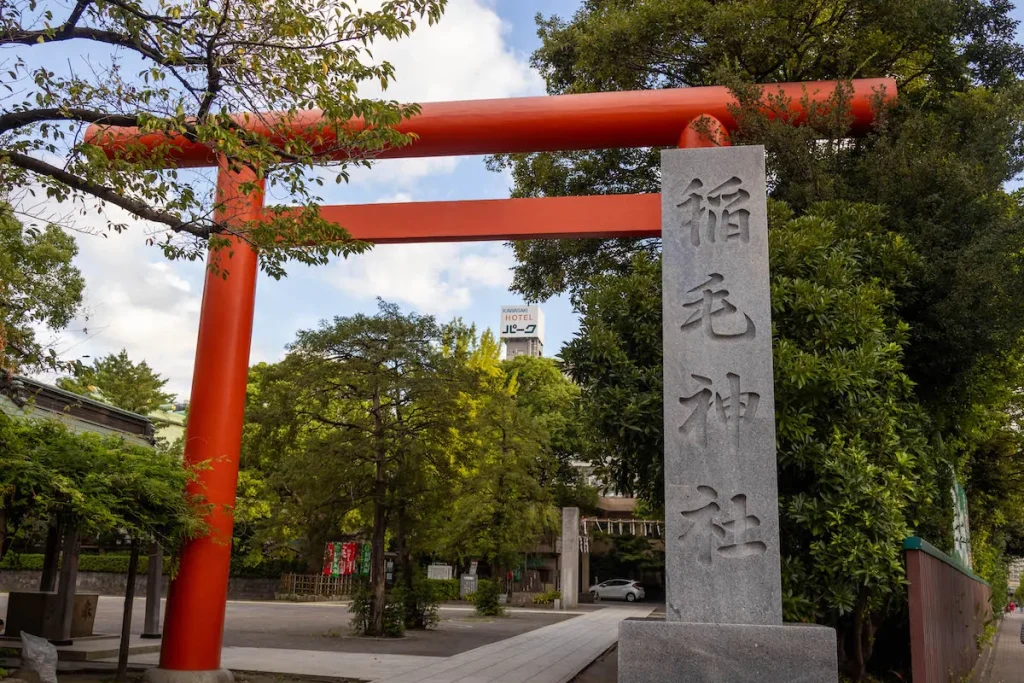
0;375;155;446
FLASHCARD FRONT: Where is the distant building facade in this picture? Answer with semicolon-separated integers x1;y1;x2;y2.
500;305;544;359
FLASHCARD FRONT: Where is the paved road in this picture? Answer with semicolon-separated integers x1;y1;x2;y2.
976;611;1024;682
0;595;580;657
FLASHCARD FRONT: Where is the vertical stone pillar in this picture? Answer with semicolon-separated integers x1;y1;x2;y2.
560;507;579;609
618;147;838;682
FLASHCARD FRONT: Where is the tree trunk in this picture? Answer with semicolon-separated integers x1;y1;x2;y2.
396;507;417;628
369;386;387;636
845;585;869;681
0;503;8;563
116;540;140;681
39;522;62;592
54;524;80;644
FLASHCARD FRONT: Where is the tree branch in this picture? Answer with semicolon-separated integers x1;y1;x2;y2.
0;151;209;237
3;27;207;67
0;108;139;135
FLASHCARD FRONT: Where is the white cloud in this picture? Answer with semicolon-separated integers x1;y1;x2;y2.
325;241;515;318
18;198;206;401
18;0;541;398
330;0;543;189
361;0;542;103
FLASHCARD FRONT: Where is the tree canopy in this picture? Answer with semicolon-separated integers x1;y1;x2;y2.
1;0;446;278
492;1;1024;678
0;204;84;373
58;348;175;414
0;410;204;561
237;304;589;635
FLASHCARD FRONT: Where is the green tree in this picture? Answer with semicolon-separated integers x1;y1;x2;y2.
0;411;203;561
492;0;1024;410
1;0;446;278
563;202;942;678
58;349;175;414
0;205;85;373
501;354;597;509
241;301;465;636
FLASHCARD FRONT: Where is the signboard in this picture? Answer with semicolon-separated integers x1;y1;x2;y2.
952;482;972;569
322;543;336;576
427;564;453;580
325;541;370;577
500;305;545;343
341;542;358;575
358;542;371;577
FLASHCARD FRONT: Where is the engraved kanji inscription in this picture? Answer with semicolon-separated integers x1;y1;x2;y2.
677;177;751;247
681;273;755;341
679;372;760;451
678;486;766;567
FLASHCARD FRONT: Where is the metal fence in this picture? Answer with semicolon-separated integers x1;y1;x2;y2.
278;573;356;597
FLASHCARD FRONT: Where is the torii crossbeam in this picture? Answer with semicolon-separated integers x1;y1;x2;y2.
87;78;893;681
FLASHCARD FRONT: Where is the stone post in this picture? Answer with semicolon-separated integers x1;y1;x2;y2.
559;507;579;609
618;147;838;682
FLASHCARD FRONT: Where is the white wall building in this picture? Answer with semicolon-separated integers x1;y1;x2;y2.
500;305;545;359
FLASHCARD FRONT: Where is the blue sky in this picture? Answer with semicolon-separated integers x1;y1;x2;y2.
30;1;1024;399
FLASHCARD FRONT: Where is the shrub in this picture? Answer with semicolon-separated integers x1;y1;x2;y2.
349;580;405;637
472;579;505;616
429;578;461;601
394;571;440;630
531;590;561;605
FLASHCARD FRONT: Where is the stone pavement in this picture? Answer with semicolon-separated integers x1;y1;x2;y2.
974;611;1024;683
112;648;445;681
104;605;650;683
374;605;653;683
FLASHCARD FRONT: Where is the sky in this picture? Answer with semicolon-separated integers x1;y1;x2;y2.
32;0;583;399
26;1;1024;400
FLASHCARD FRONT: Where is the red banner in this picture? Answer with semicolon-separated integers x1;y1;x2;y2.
322;542;336;576
341;542;358;576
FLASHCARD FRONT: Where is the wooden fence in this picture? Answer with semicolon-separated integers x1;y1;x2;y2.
278;573;357;597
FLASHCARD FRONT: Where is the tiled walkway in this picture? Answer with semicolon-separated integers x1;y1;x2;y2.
374;606;652;683
107;648;446;680
103;606;649;683
974;612;1024;683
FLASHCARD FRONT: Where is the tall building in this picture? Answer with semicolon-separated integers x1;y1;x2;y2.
500;305;544;358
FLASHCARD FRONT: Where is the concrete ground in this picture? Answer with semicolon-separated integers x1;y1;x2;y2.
0;594;579;658
974;611;1024;683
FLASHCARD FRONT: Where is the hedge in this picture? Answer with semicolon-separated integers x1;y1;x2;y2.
0;553;305;578
428;578;461;601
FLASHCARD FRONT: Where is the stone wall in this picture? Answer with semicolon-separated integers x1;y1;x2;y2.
0;570;279;600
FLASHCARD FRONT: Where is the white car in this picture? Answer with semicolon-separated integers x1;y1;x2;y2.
588;579;645;602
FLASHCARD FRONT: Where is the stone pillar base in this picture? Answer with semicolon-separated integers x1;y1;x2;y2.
144;669;234;683
618;618;838;683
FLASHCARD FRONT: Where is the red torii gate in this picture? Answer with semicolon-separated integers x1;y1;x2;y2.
88;78;893;679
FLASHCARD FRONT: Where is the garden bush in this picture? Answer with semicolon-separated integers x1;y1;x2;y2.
428;578;460;601
531;590;561;605
471;579;505;616
349;580;406;637
394;570;440;630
